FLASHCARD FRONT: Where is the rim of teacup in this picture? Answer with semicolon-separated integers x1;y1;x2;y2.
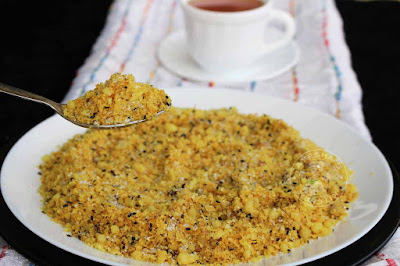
180;0;273;23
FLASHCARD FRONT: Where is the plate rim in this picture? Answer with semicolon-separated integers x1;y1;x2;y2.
0;88;394;265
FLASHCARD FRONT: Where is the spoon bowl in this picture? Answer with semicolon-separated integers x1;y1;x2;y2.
0;82;165;129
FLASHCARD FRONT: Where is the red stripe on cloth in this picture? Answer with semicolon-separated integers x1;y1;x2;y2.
376;252;385;260
119;0;154;72
0;245;8;261
376;252;398;266
289;0;300;101
322;0;343;118
108;17;128;53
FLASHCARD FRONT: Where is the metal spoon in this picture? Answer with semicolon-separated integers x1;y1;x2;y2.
0;82;165;129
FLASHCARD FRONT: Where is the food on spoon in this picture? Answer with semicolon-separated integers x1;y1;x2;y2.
63;73;171;126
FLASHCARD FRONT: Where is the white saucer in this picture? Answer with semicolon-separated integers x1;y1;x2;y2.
158;31;300;83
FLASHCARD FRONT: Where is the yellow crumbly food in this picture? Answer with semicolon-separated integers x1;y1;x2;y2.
62;73;171;125
39;107;357;265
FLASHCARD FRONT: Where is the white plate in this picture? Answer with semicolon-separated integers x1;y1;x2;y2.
1;88;393;265
158;31;300;83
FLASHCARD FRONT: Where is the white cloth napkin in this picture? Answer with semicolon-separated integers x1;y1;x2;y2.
1;0;398;265
64;0;371;140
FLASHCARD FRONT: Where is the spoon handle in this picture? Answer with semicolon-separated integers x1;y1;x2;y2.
0;82;60;111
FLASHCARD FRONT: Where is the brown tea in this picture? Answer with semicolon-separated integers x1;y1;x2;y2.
189;0;264;12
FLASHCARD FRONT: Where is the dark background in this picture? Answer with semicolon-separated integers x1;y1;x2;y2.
0;1;399;170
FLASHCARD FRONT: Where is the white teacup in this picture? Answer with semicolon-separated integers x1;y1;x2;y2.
180;0;296;73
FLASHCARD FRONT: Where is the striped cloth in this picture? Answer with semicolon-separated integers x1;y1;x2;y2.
1;0;399;265
64;0;372;139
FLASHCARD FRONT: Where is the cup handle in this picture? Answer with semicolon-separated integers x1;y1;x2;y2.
261;9;296;55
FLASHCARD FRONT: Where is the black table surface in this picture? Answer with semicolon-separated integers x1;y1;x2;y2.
0;0;399;262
